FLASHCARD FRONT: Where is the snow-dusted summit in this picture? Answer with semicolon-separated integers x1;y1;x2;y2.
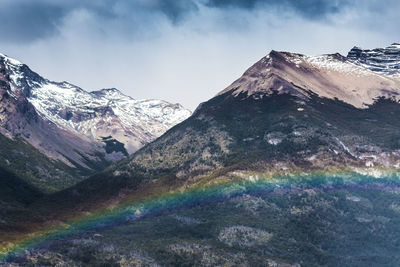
0;53;191;162
219;46;400;109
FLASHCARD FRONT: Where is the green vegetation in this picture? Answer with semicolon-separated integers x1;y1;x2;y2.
109;91;400;187
0;166;43;205
4;92;400;266
0;133;110;193
8;178;400;266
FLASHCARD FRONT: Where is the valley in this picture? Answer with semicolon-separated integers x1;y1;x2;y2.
2;43;400;266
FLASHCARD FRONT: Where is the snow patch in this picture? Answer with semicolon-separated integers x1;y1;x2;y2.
346;196;361;202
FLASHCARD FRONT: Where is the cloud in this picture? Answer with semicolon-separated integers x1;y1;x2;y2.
205;0;354;20
151;0;199;22
0;0;198;43
1;0;393;43
0;1;67;42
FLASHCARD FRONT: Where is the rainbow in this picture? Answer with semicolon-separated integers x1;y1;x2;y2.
2;169;400;262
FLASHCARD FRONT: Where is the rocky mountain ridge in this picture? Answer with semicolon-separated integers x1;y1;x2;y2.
347;43;400;76
1;53;191;155
0;53;191;191
219;49;400;108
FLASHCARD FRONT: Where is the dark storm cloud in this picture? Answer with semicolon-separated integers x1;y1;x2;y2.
0;1;67;42
205;0;353;19
0;0;396;44
0;0;198;42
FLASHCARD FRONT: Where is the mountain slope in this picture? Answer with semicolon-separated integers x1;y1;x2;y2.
0;60;107;192
219;50;400;108
0;53;191;191
15;44;399;213
0;166;43;206
1;53;191;156
3;44;400;266
107;49;400;182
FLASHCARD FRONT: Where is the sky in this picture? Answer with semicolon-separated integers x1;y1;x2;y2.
0;0;399;110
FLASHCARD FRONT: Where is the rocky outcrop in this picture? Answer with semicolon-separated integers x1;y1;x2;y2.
347;43;400;76
0;58;39;137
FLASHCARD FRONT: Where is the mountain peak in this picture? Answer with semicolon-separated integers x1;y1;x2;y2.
0;53;23;66
218;48;400;109
0;52;192;161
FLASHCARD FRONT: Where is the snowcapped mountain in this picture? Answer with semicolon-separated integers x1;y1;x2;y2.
89;88;191;152
0;53;191;190
218;49;400;108
0;53;191;155
347;43;400;76
107;43;400;182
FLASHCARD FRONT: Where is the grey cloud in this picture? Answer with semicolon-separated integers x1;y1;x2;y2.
0;1;67;42
0;0;198;43
205;0;354;19
0;0;397;44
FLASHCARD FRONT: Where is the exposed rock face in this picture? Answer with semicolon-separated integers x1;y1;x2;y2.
0;53;191;156
347;43;400;76
0;62;39;137
0;53;191;190
88;88;191;153
0;57;109;191
0;53;191;155
0;56;107;169
219;50;400;108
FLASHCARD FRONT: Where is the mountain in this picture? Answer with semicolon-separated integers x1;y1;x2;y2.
0;53;191;191
106;48;400;183
347;43;400;76
3;44;400;266
1;53;191;155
